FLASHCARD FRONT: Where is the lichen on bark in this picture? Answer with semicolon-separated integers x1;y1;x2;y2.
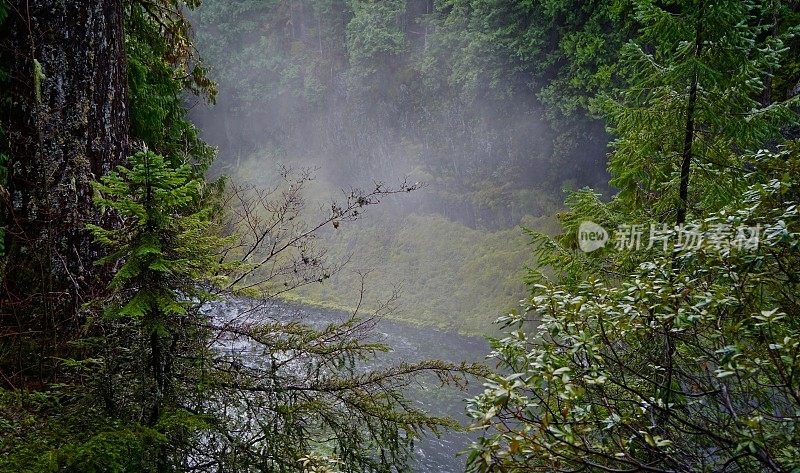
1;0;129;341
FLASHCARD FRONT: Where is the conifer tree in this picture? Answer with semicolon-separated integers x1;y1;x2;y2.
603;0;797;224
84;152;477;471
467;1;800;471
1;3;482;470
88;151;234;433
468;143;800;472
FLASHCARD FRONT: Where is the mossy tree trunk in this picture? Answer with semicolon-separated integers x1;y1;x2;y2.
1;0;129;381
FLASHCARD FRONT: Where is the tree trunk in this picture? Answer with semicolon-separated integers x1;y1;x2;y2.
676;1;704;226
1;0;129;383
2;0;129;311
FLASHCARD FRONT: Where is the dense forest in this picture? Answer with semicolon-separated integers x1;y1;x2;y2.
1;0;800;472
186;0;621;333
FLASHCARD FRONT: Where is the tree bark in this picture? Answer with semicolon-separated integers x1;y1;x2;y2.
676;1;704;226
1;1;129;385
2;0;129;313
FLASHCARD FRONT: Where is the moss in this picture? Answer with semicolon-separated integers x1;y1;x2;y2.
32;59;42;104
290;213;558;336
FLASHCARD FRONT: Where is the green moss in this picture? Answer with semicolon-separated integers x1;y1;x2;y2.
290;213;558;336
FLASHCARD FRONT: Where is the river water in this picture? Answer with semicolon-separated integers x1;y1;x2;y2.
215;299;490;473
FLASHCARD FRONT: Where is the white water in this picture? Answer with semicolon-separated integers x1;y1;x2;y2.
210;299;489;472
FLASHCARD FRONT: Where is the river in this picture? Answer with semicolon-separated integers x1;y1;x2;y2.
214;299;490;473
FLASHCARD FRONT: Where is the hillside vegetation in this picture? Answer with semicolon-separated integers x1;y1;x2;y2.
290;213;557;335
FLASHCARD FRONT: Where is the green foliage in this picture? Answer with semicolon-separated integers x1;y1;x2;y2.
194;0;345;109
0;388;168;473
424;0;633;103
524;0;800;291
346;0;407;81
467;144;800;471
602;0;799;222
88;151;235;322
469;0;800;470
292;213;558;335
44;427;166;472
423;0;637;165
74;151;232;469
79;148;476;473
126;1;216;169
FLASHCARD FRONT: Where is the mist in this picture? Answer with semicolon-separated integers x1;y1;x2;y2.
5;1;795;471
188;0;610;333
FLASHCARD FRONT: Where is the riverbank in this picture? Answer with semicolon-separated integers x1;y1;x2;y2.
284;213;557;337
278;291;493;338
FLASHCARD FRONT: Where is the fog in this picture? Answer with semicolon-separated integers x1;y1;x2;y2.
188;0;610;333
